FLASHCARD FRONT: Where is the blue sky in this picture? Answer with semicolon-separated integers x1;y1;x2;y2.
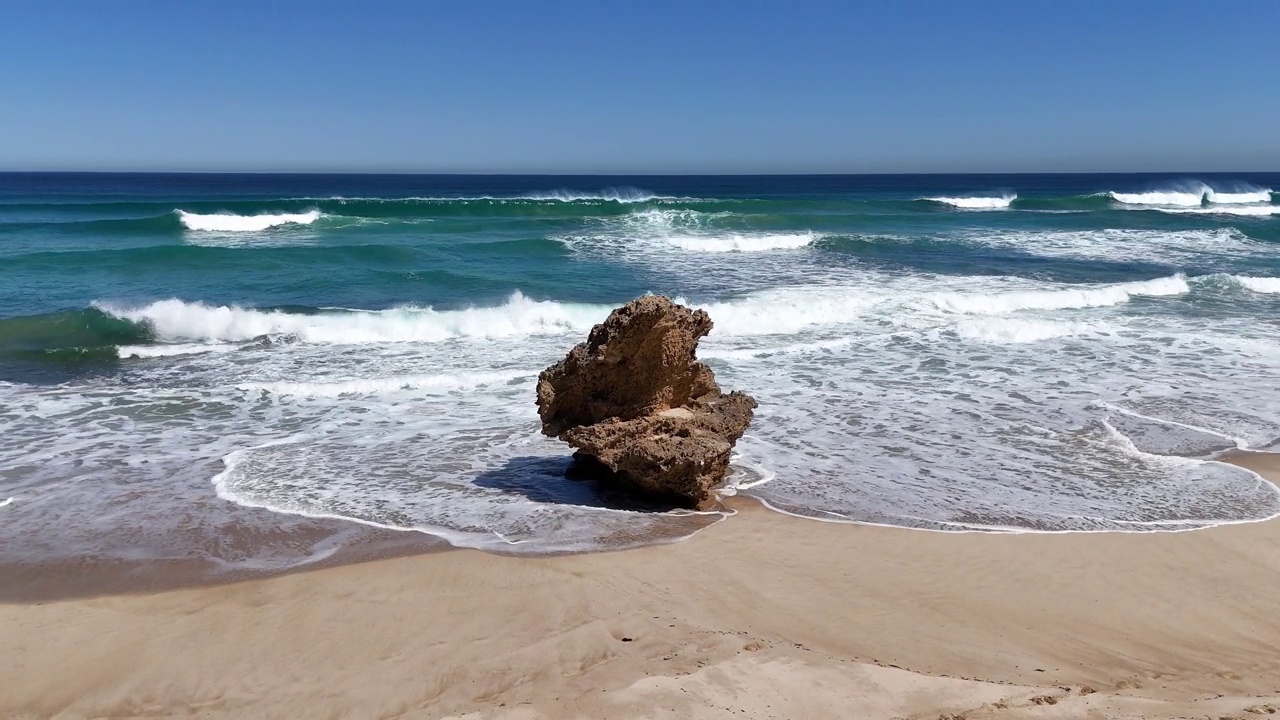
2;0;1277;173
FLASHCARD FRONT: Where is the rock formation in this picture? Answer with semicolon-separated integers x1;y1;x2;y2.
536;296;756;509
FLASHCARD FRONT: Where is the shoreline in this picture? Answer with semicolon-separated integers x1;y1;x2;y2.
0;509;450;604
5;450;1279;604
5;452;1280;718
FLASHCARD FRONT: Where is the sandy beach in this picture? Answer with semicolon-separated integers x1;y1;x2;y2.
1;452;1278;719
5;4;1279;717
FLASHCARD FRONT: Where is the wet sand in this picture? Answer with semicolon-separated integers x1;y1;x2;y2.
0;508;447;603
4;453;1280;719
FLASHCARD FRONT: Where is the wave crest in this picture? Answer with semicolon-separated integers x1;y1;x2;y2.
687;276;1191;337
924;194;1016;209
1110;190;1206;207
566;208;820;254
1209;189;1273;204
177;210;322;232
1229;275;1280;294
519;188;666;203
923;275;1189;314
1110;182;1274;208
94;293;606;345
91;275;1201;349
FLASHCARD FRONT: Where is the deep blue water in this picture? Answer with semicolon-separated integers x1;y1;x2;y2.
3;172;1279;321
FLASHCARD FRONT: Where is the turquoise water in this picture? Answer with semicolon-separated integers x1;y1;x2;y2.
3;173;1280;569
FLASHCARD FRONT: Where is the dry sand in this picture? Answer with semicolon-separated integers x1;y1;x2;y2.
5;452;1280;719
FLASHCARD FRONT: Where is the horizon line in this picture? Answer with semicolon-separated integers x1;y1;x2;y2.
3;169;1279;177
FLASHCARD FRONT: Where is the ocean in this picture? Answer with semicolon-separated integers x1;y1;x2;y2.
3;172;1280;575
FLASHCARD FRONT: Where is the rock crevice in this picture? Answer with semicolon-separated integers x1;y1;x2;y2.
536;296;756;509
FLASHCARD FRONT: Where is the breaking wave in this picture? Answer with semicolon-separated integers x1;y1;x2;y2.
695;280;1167;339
1230;275;1280;294
924;194;1016;209
517;188;670;203
923;275;1189;314
177;210;323;232
1110;183;1275;209
93;293;606;345
564;208;821;254
2;274;1254;362
1110;189;1207;207
80;275;1191;347
1210;189;1274;204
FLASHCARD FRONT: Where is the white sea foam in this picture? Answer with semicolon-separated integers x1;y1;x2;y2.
1231;275;1280;293
951;318;1110;343
177;209;322;232
925;194;1016;209
665;232;816;252
117;343;236;359
13;250;1280;568
240;371;528;398
0;497;13;509
621;207;727;230
563;208;821;257
1100;402;1247;455
1156;205;1280;217
956;227;1262;265
690;287;880;336
1110;184;1209;206
693;276;1187;335
95;292;607;345
925;275;1189;314
520;188;666;203
95;276;1198;348
1099;418;1204;469
210;439;730;554
1208;188;1273;204
700;336;859;361
1110;183;1275;210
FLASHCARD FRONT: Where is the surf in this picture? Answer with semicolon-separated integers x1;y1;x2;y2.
1110;189;1208;206
1156;205;1280;217
922;194;1016;209
7;172;1280;572
1229;275;1280;293
1109;182;1275;209
176;209;323;232
93;293;609;345
81;274;1201;350
564;207;823;255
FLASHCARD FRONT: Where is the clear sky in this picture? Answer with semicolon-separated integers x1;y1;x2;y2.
3;0;1277;174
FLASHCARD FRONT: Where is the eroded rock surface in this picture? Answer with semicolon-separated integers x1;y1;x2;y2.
536;296;756;509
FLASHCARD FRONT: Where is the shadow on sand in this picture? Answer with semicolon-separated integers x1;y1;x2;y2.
471;454;685;513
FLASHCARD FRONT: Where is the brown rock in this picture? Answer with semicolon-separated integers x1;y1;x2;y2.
536;296;756;509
